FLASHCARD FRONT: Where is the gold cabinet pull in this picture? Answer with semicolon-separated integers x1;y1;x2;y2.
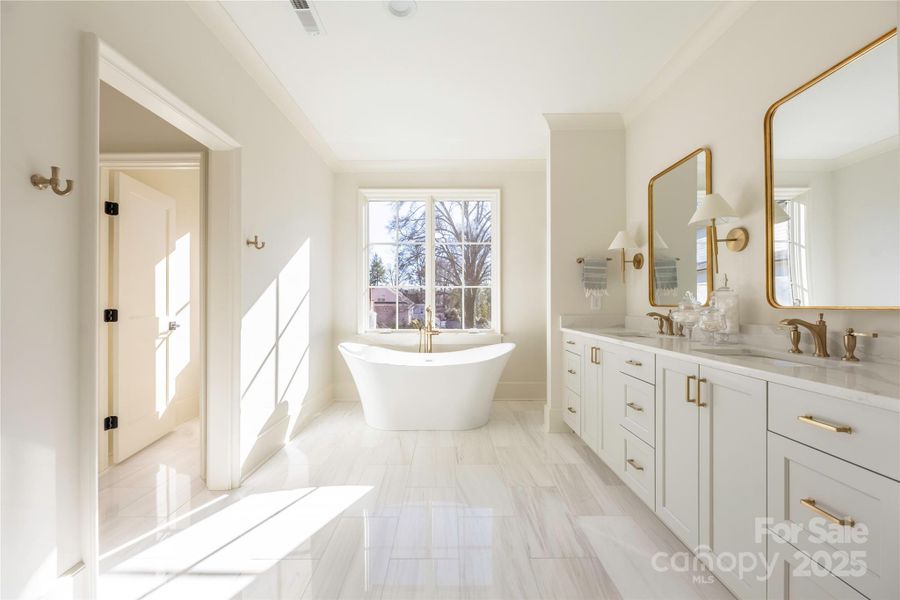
566;340;576;345
797;415;851;434
685;375;697;404
800;498;855;527
696;377;707;407
567;407;576;414
591;347;601;364
567;369;577;375
625;359;643;367
626;402;644;412
626;458;644;471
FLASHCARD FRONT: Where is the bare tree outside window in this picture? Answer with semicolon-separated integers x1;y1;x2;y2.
365;194;495;331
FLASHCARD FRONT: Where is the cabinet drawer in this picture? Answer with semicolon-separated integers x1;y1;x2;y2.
768;539;868;600
562;334;582;356
768;433;899;600
564;351;581;395
622;428;655;509
768;383;900;480
615;347;655;384
563;388;580;435
620;373;655;447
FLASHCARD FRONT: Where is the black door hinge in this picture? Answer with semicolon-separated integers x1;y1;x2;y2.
104;309;118;323
104;201;119;216
104;416;119;431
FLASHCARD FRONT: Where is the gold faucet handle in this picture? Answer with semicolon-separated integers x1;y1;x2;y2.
845;328;878;338
779;324;802;354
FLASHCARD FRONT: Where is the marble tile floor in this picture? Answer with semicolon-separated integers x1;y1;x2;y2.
98;402;734;600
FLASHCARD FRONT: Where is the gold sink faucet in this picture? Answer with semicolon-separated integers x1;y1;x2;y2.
647;310;675;336
417;306;441;353
779;313;829;357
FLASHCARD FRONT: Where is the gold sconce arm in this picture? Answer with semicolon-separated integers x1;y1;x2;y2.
708;219;749;273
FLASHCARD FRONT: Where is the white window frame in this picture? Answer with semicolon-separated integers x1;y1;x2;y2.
357;188;502;343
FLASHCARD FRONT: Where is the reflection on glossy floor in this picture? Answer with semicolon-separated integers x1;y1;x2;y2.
99;403;733;599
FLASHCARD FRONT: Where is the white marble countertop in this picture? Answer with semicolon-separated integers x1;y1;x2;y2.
561;326;900;412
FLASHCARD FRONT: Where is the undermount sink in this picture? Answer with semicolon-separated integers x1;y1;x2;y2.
604;330;655;339
694;347;813;369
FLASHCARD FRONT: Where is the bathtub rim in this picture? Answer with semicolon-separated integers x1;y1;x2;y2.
338;341;516;367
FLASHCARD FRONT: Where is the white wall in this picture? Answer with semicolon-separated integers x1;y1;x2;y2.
546;125;626;429
1;2;334;598
332;168;547;401
624;0;899;333
832;148;900;306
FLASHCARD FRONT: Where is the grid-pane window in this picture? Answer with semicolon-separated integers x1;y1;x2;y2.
363;191;499;333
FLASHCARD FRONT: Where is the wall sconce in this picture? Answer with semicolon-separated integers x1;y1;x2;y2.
688;193;749;273
608;230;643;283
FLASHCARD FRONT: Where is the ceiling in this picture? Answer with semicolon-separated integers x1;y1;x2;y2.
222;0;721;162
774;36;898;161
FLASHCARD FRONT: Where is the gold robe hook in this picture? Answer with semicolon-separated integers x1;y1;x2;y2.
246;235;266;250
31;166;74;196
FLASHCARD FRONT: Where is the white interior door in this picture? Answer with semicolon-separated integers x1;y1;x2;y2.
110;172;178;463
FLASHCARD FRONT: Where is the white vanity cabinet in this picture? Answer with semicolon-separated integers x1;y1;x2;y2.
655;356;768;599
558;326;898;600
698;366;767;599
655;356;701;545
580;344;603;453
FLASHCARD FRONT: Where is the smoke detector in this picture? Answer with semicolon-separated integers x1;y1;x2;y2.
289;0;325;36
385;1;417;18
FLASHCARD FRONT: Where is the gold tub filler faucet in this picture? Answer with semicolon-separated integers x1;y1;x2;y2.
411;306;441;353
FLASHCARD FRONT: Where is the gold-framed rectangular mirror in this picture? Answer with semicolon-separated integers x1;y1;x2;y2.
648;147;712;306
764;29;899;310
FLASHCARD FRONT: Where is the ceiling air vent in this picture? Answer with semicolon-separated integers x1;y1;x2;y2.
289;0;325;36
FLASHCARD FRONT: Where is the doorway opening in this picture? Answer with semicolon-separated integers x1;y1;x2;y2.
97;82;209;560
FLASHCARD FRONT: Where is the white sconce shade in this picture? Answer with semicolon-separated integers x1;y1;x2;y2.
687;193;749;273
773;202;791;224
608;230;638;250
689;193;738;227
607;230;643;282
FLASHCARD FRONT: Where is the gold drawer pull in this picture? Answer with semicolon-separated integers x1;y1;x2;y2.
566;340;576;345
685;375;697;404
625;359;643;367
567;369;577;375
626;458;644;471
696;377;707;407
797;415;851;434
800;498;855;527
567;407;576;414
626;402;644;412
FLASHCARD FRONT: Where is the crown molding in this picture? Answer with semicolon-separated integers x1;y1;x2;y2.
543;113;624;131
336;159;546;174
187;0;339;170
623;1;756;126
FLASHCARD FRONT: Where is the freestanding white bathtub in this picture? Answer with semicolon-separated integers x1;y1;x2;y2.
338;342;515;430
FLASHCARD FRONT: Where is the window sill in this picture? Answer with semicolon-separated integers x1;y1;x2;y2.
355;330;503;347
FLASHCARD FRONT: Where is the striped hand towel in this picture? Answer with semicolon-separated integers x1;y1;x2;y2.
582;258;608;310
653;255;679;296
